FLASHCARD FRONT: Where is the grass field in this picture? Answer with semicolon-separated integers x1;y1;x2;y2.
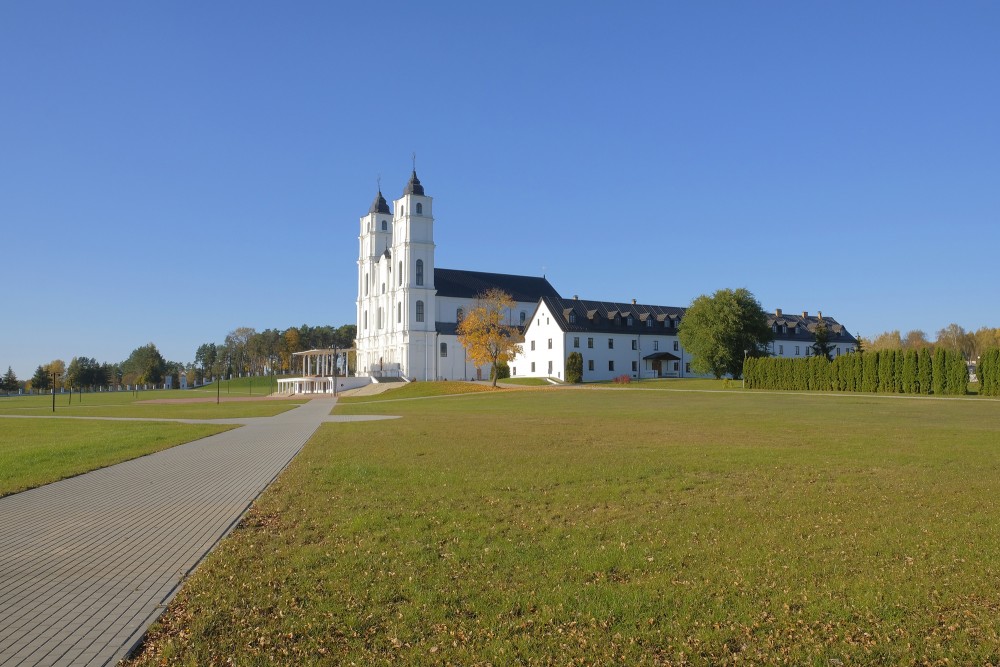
0;418;234;497
0;379;305;419
128;388;1000;665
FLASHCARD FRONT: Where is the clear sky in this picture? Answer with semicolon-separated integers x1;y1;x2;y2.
2;1;998;379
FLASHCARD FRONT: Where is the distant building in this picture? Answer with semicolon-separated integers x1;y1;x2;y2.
355;172;856;382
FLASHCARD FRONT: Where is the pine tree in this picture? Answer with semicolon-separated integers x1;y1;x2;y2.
918;348;933;394
932;348;947;395
902;349;918;394
2;366;18;395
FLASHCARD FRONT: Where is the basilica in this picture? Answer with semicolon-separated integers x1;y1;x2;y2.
355;172;858;383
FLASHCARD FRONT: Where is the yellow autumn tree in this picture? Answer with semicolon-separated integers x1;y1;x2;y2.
456;288;523;388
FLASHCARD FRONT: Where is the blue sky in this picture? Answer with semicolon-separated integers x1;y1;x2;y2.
2;1;998;378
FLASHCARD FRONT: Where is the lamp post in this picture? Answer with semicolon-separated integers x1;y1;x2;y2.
51;372;58;412
333;347;339;396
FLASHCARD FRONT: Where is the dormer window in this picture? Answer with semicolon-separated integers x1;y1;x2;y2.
646;318;652;328
520;311;526;325
615;314;621;325
627;316;633;326
782;325;787;334
569;312;577;324
416;202;423;215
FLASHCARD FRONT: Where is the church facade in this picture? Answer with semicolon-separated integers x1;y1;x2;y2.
355;172;857;382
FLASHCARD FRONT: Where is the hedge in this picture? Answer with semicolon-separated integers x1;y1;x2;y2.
744;348;967;395
978;348;1000;396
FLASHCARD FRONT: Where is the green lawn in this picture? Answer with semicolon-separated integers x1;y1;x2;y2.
0;418;234;497
0;387;305;419
338;380;503;403
128;389;1000;666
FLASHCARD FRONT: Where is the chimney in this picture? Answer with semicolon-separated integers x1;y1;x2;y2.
802;311;808;319
775;308;782;317
818;310;823;320
632;298;637;305
573;295;578;300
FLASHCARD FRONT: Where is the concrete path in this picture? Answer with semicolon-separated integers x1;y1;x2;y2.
0;397;348;667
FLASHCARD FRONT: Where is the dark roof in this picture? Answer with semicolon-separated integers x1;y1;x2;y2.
369;190;391;215
643;351;681;361
537;296;684;335
403;170;424;196
434;268;561;303
767;312;858;344
534;296;858;345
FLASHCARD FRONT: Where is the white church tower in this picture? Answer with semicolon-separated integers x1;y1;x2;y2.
356;171;437;379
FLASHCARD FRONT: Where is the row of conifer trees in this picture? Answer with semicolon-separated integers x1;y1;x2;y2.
743;348;973;395
977;348;1000;396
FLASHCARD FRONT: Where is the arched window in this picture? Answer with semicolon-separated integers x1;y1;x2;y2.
416;259;424;286
378;308;383;329
400;205;405;216
440;342;448;357
381;220;387;231
456;308;464;323
416;202;423;215
381;282;386;294
416;300;425;322
397;302;402;323
364;310;368;329
398;262;403;286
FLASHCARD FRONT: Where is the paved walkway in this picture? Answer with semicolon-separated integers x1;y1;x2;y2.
0;397;386;667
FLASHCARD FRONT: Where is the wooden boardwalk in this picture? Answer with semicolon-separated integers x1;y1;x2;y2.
0;398;340;667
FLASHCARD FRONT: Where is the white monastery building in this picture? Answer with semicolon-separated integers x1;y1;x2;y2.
355;172;858;383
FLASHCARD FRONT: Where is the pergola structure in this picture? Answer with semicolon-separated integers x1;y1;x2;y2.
276;348;354;395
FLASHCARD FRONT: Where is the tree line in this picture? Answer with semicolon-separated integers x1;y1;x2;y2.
4;322;356;394
744;348;974;395
861;324;1000;360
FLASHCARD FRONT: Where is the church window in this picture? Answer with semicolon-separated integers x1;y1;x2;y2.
382;283;386;294
365;275;369;296
416;202;423;215
378;308;383;329
398;262;402;286
548;361;553;375
401;205;405;216
416;300;425;322
397;302;402;323
569;312;577;324
520;311;526;325
531;362;535;372
456;308;464;322
440;343;448;357
364;310;368;329
573;337;580;348
416;260;424;286
381;220;387;231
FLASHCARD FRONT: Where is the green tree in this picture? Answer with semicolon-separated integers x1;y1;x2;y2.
678;288;772;379
2;366;18;395
31;365;50;393
566;352;583;384
811;320;835;361
122;343;167;385
918;348;933;395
